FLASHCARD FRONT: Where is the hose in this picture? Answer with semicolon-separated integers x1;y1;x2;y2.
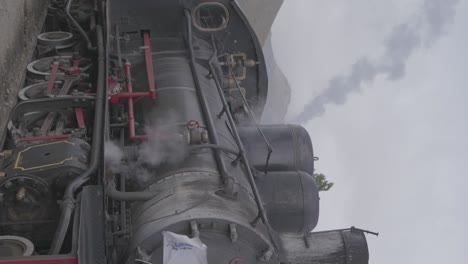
48;24;105;254
65;0;96;51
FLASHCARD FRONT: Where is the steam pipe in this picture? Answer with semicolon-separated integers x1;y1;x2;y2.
183;9;237;197
49;24;105;254
65;0;96;51
115;24;123;69
105;181;156;201
109;92;154;103
125;62;136;139
189;144;239;156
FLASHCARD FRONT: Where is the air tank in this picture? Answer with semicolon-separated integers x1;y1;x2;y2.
239;125;315;175
256;171;319;234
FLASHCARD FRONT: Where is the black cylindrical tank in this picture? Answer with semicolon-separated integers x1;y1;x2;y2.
239;125;315;175
256;171;319;234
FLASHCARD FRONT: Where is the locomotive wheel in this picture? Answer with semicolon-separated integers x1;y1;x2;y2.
18;80;91;100
26;56;92;82
37;31;75;49
18;81;61;101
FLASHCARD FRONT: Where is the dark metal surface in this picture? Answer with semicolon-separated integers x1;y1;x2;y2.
239;125;315;175
2;138;90;190
77;186;106;264
280;229;370;264
256;171;319;234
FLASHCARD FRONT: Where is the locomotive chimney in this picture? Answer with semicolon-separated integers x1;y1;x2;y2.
280;228;370;264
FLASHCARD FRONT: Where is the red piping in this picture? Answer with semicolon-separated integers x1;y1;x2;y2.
109;92;153;104
143;32;157;99
109;32;160;142
122;63;148;141
18;135;70;142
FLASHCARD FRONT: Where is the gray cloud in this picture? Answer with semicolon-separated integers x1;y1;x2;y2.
293;0;459;123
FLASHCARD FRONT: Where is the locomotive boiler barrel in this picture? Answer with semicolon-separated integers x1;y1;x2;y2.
140;56;205;126
125;53;275;262
132;56;218;176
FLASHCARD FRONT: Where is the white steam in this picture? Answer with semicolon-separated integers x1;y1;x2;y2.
104;141;124;173
138;111;189;166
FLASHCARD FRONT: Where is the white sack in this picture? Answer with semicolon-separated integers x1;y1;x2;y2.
163;231;208;264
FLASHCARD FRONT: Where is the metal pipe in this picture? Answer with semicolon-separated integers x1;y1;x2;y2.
18;134;70;142
183;9;236;197
109;92;154;104
48;24;105;254
65;0;96;51
126;62;135;139
142;32;157;99
105;181;156;201
189;144;239;156
119;131;127;232
207;34;278;251
115;24;123;69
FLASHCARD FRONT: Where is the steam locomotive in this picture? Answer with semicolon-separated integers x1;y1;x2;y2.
0;0;369;263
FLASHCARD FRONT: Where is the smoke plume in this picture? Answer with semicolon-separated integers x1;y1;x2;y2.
293;0;459;123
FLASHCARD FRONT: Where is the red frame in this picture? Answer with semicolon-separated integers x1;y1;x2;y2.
0;256;76;264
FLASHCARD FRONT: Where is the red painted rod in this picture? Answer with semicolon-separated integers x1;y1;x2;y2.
143;32;157;99
0;255;77;264
109;92;153;104
123;63;147;141
75;108;85;129
41;79;75;135
47;61;60;94
18;134;70;142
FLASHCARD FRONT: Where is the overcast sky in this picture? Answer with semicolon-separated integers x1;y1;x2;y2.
271;0;468;263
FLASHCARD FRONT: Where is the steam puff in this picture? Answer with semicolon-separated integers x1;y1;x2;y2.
104;141;123;162
293;0;459;124
138;111;188;166
104;141;124;173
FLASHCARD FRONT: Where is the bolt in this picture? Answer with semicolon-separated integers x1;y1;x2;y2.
259;247;274;262
229;224;238;242
230;259;245;264
16;187;26;201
